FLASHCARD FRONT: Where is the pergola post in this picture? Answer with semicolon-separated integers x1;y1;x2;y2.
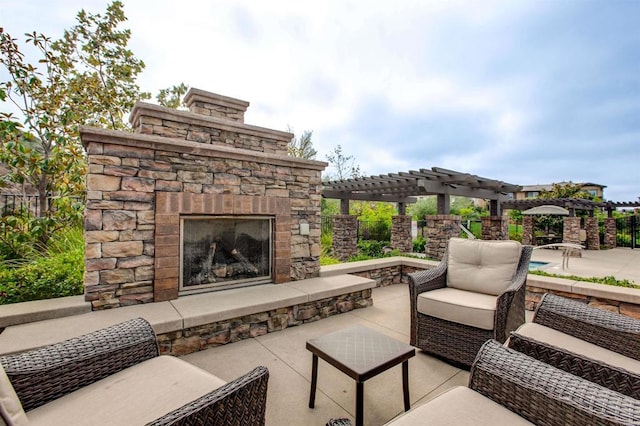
604;217;617;248
481;216;509;240
424;215;461;260
391;215;413;252
585;216;600;250
522;216;534;245
563;216;581;245
332;215;358;261
437;193;450;214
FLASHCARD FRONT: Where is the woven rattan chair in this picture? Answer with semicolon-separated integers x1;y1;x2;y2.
0;318;269;425
409;238;533;368
328;339;640;425
508;293;640;399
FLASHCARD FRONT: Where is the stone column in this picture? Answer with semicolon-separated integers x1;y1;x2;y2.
563;217;581;244
585;216;600;250
183;88;249;122
604;217;617;248
332;215;358;261
522;216;534;245
424;215;461;261
481;216;509;240
391;215;413;252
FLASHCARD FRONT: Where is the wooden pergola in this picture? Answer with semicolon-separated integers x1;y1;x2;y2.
322;167;521;216
501;199;640;217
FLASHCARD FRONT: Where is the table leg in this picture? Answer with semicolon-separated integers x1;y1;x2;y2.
356;381;364;426
402;360;410;411
309;354;318;408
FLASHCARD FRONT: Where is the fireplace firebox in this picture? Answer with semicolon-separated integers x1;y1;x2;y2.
180;216;273;293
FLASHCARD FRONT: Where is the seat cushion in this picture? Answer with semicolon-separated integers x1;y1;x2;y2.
417;287;497;330
385;386;533;425
27;355;227;426
446;238;521;296
512;323;640;376
0;363;28;426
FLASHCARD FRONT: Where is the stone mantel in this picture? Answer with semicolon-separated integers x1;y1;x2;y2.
79;126;327;171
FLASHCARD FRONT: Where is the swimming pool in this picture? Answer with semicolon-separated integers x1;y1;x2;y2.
529;261;549;270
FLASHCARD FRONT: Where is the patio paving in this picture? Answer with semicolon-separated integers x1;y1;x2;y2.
181;284;469;426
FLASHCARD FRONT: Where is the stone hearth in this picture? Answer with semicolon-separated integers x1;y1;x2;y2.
81;89;326;309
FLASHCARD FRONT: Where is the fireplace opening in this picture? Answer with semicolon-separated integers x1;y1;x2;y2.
180;216;273;294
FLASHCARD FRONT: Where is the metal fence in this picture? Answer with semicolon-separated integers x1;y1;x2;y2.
320;216;391;241
614;215;639;249
0;194;42;216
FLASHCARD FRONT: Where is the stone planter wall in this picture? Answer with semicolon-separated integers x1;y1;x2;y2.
157;288;372;356
391;215;413;252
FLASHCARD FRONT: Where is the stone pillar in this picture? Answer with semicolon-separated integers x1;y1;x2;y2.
585;216;600;250
183;88;249;122
391;215;413;252
604;217;617;248
563;217;581;244
424;215;461;261
481;216;509;240
332;215;358;261
522;216;534;246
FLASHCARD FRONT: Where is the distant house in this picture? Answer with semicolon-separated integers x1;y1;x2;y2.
513;182;606;200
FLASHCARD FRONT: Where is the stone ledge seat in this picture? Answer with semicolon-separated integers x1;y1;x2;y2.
0;296;91;329
0;274;375;356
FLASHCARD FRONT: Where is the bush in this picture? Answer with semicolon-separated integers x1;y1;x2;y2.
320;255;341;266
412;235;426;253
0;227;84;304
530;270;640;289
357;240;390;258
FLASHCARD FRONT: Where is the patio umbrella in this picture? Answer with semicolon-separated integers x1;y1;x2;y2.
522;205;570;215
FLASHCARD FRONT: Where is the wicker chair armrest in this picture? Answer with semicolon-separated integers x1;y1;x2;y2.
494;245;533;341
0;317;158;411
408;258;447;296
534;293;640;360
147;366;269;426
470;340;640;426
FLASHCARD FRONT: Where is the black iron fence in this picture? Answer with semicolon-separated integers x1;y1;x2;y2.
320;216;390;241
614;215;639;249
0;194;42;216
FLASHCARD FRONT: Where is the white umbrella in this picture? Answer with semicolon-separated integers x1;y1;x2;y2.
522;205;570;215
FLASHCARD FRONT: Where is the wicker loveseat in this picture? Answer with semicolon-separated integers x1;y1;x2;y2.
0;318;268;425
409;238;533;368
328;339;640;425
508;293;640;399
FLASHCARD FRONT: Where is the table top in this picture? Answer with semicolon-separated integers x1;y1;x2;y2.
306;325;415;381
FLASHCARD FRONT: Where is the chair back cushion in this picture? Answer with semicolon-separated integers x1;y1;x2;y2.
446;238;522;296
0;363;28;426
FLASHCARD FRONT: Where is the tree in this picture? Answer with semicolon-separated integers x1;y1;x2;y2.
538;182;595;201
0;1;149;247
324;145;361;181
286;126;317;159
157;83;189;109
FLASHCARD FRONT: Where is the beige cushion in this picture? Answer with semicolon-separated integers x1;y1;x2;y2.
0;363;28;426
447;238;521;296
513;323;640;375
385;386;533;425
28;355;227;426
417;287;497;330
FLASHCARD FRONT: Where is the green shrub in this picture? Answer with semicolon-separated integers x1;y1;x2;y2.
321;232;333;257
412;235;426;253
530;270;640;289
0;227;84;304
320;255;341;266
357;240;390;258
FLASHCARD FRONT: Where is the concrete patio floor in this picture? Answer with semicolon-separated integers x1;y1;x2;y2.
182;284;469;426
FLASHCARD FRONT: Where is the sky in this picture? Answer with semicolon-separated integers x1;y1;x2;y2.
1;0;639;201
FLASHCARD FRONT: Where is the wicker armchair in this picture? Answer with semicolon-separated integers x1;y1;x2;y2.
508;293;640;399
409;238;533;368
329;340;640;425
0;318;269;425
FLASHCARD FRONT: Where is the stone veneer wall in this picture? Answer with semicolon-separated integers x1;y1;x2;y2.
481;216;509;240
522;216;534;246
390;215;413;252
332;215;358;261
585;216;600;250
157;289;372;356
563;216;581;245
81;89;327;309
604;217;617;248
424;215;461;260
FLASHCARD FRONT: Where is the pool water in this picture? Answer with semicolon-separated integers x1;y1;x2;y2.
529;261;549;270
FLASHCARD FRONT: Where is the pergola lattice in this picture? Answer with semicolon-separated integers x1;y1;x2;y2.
322;167;521;215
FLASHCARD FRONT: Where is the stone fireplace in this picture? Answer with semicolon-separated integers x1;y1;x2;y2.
81;89;326;309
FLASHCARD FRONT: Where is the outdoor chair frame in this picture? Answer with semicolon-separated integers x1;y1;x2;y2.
409;244;533;368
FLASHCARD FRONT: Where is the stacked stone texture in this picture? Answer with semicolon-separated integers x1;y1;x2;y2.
522;216;534;245
585;216;600;250
82;89;326;309
390;215;413;252
562;217;581;244
332;215;358;261
424;215;461;260
604;217;617;248
481;216;509;240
